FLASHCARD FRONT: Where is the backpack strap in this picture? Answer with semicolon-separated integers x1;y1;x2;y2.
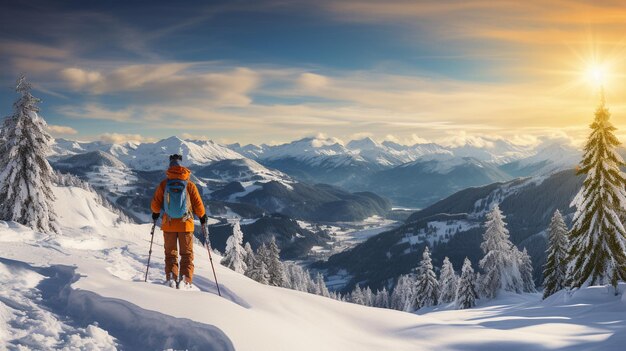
182;182;193;222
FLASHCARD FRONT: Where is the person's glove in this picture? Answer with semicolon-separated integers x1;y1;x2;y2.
200;214;207;225
152;212;160;221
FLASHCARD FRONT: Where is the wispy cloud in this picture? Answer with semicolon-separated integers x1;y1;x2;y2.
99;133;157;144
58;64;259;105
56;104;137;122
47;125;78;135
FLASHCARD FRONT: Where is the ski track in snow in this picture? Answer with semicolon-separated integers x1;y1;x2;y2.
0;185;625;350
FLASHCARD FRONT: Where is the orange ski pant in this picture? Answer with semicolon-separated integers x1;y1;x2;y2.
163;231;194;282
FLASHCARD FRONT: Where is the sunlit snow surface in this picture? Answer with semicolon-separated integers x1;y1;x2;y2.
0;186;625;350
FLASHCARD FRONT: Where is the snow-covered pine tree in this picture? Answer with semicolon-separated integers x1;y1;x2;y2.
456;258;478;309
414;246;439;308
569;95;626;290
249;244;270;284
543;210;570;299
314;272;330;297
286;263;305;291
479;205;523;298
350;285;365;305
363;286;374;306
257;260;270;285
0;75;59;233
374;287;390;308
266;237;285;287
390;274;414;311
518;247;536;293
475;272;485;298
220;221;247;274
438;256;458;303
243;242;256;278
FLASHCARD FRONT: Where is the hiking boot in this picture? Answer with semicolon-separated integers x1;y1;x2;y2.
181;276;193;290
165;274;177;288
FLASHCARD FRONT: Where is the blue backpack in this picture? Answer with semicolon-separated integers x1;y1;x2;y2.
163;179;192;220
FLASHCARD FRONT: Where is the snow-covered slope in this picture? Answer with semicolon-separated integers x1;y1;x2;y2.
0;185;625;350
501;142;581;177
55;150;127;169
195;158;291;184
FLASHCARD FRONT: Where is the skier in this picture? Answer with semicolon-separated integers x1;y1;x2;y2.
151;154;207;289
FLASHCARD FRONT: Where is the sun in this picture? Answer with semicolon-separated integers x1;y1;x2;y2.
585;63;607;87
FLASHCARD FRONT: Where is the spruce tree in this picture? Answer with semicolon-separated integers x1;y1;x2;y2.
351;285;365;305
456;258;478;309
438;256;458;303
0;75;58;233
314;272;330;297
374;287;390;308
569;96;626;290
390;275;414;311
363;286;374;306
221;221;247;274
266;237;285;287
518;248;536;293
543;210;570;298
243;242;256;278
479;206;523;298
249;244;270;284
414;246;439;308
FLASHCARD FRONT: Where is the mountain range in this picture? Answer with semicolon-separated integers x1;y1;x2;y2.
57;134;578;208
229;136;581;208
49;135;584;266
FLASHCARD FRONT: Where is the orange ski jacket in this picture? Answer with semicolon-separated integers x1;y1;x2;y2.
151;165;206;232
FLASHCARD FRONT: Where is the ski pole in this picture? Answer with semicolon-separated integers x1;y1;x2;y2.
144;220;157;282
203;223;222;296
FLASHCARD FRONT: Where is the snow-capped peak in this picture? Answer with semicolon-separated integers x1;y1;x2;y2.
346;137;380;151
120;137;244;171
51;137;244;171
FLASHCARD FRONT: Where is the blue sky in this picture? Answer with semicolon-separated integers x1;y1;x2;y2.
0;0;623;145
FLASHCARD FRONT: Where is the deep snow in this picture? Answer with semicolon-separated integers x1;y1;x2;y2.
0;185;625;350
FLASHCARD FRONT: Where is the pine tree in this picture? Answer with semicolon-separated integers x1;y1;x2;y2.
390;275;414;311
543;210;570;299
221;221;247;274
363;286;374;306
314;272;330;297
479;206;523;298
438;257;458;303
374;287;390;308
243;242;256;278
266;237;285;287
249;244;270;284
288;263;306;291
414;247;439;308
456;258;478;309
351;285;365;305
569;96;626;290
256;260;270;285
0;76;58;233
518;248;536;293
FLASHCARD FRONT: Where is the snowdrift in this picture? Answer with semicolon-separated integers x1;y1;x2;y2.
0;185;625;350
